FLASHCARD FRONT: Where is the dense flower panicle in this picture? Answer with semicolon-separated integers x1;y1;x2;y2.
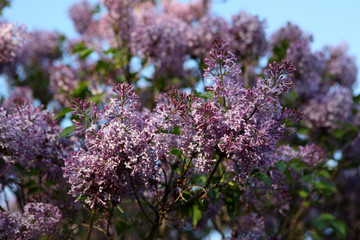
276;144;325;166
1;86;33;111
286;40;326;98
228;11;267;61
0;102;66;178
132;14;188;77
0;203;62;240
323;43;358;87
103;0;139;41
50;64;80;105
186;16;228;59
0;21;26;62
303;87;353;129
204;38;297;175
68;0;94;34
64;83;158;208
230;213;265;240
19;30;60;69
75;15;116;50
163;0;209;23
204;36;242;92
270;22;313;47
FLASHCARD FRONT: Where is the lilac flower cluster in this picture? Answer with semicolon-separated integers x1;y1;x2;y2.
228;11;267;62
270;22;313;47
1;86;33;111
285;39;326;98
163;0;209;23
64;84;157;208
103;0;139;42
230;213;265;240
0;202;62;240
276;144;325;166
0;21;26;62
0;97;67;180
49;64;80;106
323;43;358;87
19;30;60;69
68;0;94;34
205;39;295;174
132;14;188;77
186;15;228;59
302;87;353;129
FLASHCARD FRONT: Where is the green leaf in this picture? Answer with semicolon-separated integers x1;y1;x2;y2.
288;158;305;174
171;147;182;156
89;94;104;104
72;42;85;53
201;91;214;100
284;168;294;187
191;204;203;227
275;160;287;174
60;125;76;137
157;126;181;135
313;181;337;194
171;126;181;135
297;127;309;135
23;180;36;188
257;172;272;187
79;48;94;60
332;219;346;237
115;221;131;235
103;48;118;55
95;60;110;71
299;190;308;199
44;180;56;186
28;186;39;195
333;128;346;138
53;107;72;120
317;170;331;178
73;81;90;97
319;213;336;221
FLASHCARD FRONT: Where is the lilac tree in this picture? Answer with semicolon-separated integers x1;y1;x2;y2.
0;0;359;239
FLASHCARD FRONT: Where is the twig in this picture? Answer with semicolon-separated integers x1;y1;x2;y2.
129;174;156;225
85;209;95;240
0;163;11;177
106;204;115;237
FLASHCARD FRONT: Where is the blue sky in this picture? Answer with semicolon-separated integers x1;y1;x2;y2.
3;0;360;90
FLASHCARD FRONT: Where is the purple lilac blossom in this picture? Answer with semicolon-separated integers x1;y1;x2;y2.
323;43;358;88
1;86;33;111
286;39;327;98
0;203;62;240
0;101;67;180
163;0;209;23
68;0;94;34
132;14;188;77
230;213;265;240
0;21;26;63
19;30;60;69
270;22;313;47
64;84;158;208
49;64;80;106
302;87;353;129
228;11;267;62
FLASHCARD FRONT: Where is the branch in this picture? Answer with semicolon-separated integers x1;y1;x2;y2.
129;173;156;225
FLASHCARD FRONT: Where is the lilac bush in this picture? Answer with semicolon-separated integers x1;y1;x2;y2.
0;0;359;239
